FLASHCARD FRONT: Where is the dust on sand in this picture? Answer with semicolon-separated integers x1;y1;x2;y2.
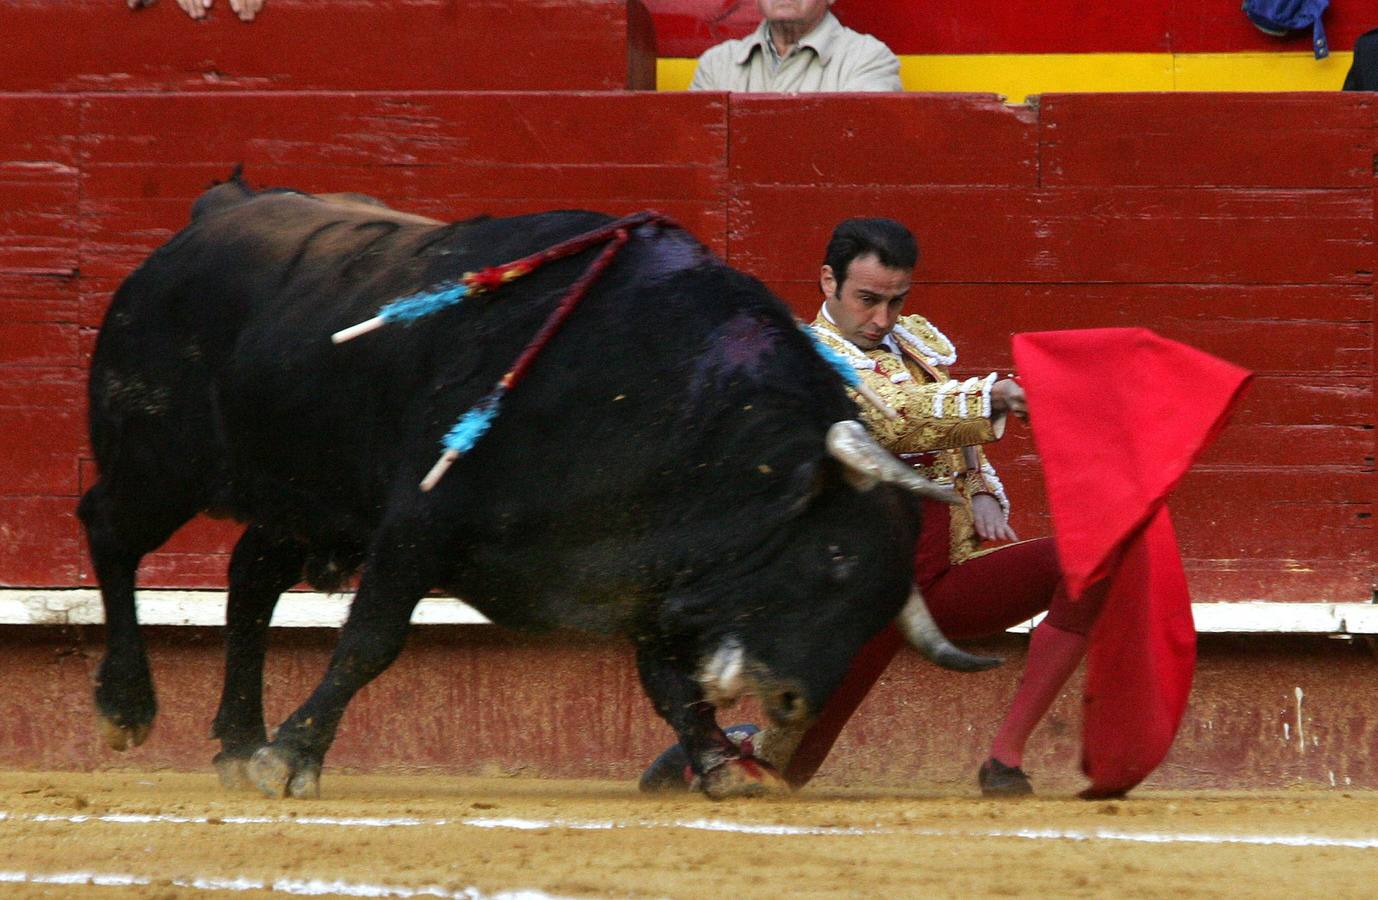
0;770;1373;898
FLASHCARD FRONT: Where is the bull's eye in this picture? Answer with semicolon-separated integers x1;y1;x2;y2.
826;544;858;583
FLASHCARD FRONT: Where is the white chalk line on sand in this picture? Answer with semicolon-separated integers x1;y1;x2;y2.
3;808;1377;851
0;869;579;899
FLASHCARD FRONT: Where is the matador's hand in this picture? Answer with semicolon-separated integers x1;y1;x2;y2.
971;493;1017;543
990;378;1027;422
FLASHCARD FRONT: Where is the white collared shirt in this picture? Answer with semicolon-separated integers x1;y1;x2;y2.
690;12;902;93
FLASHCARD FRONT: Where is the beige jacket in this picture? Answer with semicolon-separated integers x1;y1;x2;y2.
689;12;902;93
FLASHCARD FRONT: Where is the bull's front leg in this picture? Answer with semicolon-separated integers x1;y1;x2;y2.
634;641;788;800
246;537;431;799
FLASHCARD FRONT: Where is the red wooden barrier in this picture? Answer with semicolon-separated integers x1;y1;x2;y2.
1;0;654;92
0;90;1373;606
1039;94;1377;188
727;93;1375;604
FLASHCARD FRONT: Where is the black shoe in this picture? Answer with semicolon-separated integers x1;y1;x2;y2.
637;724;760;794
978;757;1033;797
638;743;692;793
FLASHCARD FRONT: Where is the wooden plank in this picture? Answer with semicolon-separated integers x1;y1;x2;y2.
729;94;1038;187
972;422;1369;474
77;92;731;301
1197;424;1372;470
132;553;235;590
0;271;79;326
0;366;82;410
983;465;1372;601
0;322;78;368
86;546;238;591
1172;477;1371;562
0;404;81;496
0;368;82;496
730;185;1372;284
0;162;80;275
1237;376;1373;427
114;516;246;590
0;497;80;586
1041;93;1376;188
2;0;647;92
1183;565;1372;603
0;95;80;164
80;93;728;167
986;464;1372;532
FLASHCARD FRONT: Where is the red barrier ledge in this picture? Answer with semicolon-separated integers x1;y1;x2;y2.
2;0;655;93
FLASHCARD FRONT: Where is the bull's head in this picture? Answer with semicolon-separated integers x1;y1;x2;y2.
824;421;1003;674
682;419;999;739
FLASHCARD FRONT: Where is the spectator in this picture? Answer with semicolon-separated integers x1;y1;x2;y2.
1343;27;1378;90
690;0;901;93
128;0;265;22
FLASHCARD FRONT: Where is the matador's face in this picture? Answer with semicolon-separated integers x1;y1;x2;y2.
821;253;912;351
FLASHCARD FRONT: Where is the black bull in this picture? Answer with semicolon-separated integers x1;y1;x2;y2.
79;182;994;800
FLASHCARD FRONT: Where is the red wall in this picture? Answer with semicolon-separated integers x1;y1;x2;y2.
645;0;1377;57
1;90;1373;603
1;626;1373;790
3;1;655;92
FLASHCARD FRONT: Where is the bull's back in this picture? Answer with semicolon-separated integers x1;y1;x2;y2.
90;192;623;535
87;191;447;509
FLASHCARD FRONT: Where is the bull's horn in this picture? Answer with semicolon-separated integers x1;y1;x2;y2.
826;421;961;504
898;583;1003;672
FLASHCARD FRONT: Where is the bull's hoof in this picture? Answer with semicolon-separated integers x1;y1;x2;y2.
212;751;255;791
699;756;789;800
247;746;322;799
97;717;151;752
93;658;156;751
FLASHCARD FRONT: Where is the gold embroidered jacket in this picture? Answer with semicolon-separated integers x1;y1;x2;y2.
811;312;1007;564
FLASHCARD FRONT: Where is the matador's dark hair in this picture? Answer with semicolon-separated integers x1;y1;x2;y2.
822;217;918;288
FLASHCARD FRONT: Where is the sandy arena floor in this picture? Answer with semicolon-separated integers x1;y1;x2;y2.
0;770;1374;898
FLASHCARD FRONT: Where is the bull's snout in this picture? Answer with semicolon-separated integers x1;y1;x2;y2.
697;639;810;725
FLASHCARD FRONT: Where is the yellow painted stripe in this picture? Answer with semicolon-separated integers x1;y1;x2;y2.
903;53;1174;99
657;58;699;92
657;52;1354;102
1173;52;1353;92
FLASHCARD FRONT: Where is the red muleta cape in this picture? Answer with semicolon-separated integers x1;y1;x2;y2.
1011;328;1252;798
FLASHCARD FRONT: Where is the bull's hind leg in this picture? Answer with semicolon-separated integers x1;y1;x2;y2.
211;525;307;790
246;531;434;799
635;642;788;800
77;479;199;751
